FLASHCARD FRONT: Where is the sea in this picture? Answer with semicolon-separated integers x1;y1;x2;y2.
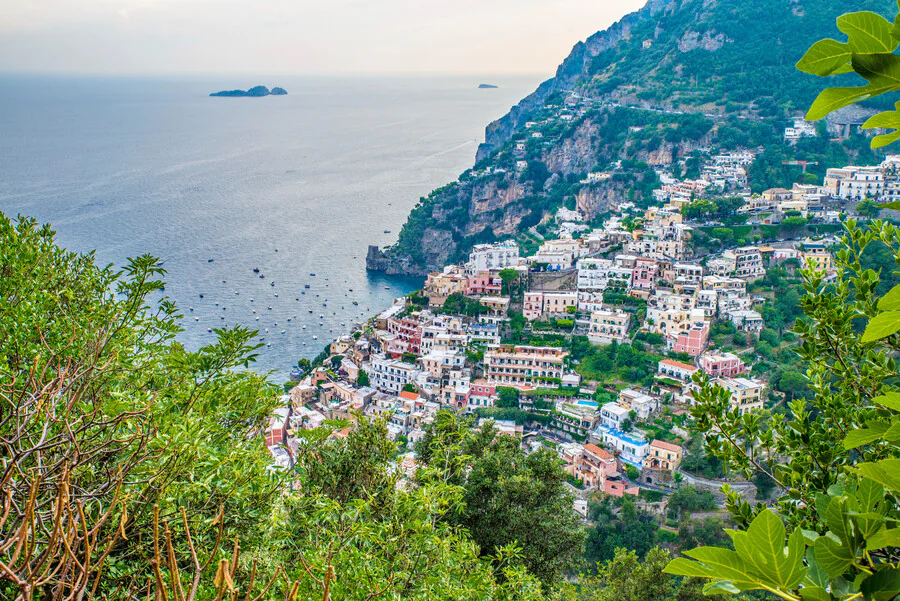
0;74;541;379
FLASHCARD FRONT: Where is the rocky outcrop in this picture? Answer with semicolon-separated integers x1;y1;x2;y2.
476;0;677;161
677;30;732;52
543;120;601;175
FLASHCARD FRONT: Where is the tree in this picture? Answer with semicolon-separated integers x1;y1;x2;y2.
496;386;520;409
774;369;808;401
564;547;706;601
668;216;900;598
415;411;585;588
0;214;548;601
357;369;370;387
499;267;520;295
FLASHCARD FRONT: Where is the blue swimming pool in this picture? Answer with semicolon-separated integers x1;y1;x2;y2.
576;400;599;408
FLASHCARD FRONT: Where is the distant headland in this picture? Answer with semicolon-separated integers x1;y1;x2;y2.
209;86;288;97
477;84;498;89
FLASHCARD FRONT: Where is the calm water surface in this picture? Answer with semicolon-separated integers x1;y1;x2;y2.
0;74;540;378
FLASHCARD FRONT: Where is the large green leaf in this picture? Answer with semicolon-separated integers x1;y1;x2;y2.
868;526;900;550
856;478;885;514
838;11;898;53
872;392;900;412
861;311;900;342
796;39;852;76
844;421;891;449
860;566;900;601
856;459;900;491
813;533;854;579
798;586;831;601
732;511;806;589
808;86;879;121
879;284;900;311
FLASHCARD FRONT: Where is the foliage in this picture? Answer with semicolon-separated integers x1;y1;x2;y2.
0;214;548;601
670;218;900;599
415;412;586;588
440;293;490;317
497;386;521;409
561;547;706;601
357;369;370;387
0;214;282;598
798;4;900;147
584;498;658;566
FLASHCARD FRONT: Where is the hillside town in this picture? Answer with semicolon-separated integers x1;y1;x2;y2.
265;139;895;519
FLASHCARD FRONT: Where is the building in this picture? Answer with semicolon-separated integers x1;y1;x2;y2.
598;427;649;468
699;352;746;378
726;247;766;281
824;166;884;201
483;345;568;389
522;291;578;321
645;440;683;471
424;266;469;307
618;389;657;420
728;309;764;333
800;240;833;272
671;321;710;357
577;258;633;292
720;377;766;414
368;356;420;395
657;359;699;383
600;402;630;431
588;310;631;345
468;242;520;273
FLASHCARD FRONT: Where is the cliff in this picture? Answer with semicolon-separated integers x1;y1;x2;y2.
369;0;895;276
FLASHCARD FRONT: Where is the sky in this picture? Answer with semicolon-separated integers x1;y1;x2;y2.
0;0;646;75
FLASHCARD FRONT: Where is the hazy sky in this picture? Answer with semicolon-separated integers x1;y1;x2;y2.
0;0;646;75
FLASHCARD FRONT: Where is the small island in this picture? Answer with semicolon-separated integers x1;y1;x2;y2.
210;85;288;97
478;83;499;89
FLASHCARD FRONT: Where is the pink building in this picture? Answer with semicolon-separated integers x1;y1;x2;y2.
467;378;496;408
386;316;425;356
604;478;640;498
632;257;658;292
671;322;710;357
699;352;746;377
467;272;502;296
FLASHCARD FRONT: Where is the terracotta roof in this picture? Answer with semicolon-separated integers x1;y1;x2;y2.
583;443;614;460
660;359;698;371
650;439;683;453
399;390;419;401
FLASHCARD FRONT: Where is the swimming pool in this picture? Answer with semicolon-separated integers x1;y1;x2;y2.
576;400;599;408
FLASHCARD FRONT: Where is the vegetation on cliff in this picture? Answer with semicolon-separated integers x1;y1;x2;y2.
375;0;894;276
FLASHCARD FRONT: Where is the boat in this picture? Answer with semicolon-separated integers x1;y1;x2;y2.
268;306;272;310
253;268;260;273
207;328;212;332
281;330;286;334
208;259;214;263
383;230;390;233
308;310;313;313
310;273;316;277
259;274;264;279
270;281;275;287
199;294;204;299
189;306;193;311
319;314;324;318
384;286;390;290
313;336;318;340
274;293;279;297
194;317;199;321
304;284;311;289
352;301;359;306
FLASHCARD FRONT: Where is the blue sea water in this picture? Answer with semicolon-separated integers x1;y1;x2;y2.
0;74;540;378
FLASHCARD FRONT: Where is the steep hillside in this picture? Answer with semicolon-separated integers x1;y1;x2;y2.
368;0;894;276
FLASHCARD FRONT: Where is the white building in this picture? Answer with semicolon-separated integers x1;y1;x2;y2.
468;242;520;274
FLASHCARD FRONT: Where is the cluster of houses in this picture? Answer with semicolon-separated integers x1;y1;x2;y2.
261;101;875;506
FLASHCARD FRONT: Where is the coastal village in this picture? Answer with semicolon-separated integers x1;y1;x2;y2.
264;91;899;528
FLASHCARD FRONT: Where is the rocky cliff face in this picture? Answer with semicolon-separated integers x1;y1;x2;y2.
369;0;895;276
476;0;676;162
